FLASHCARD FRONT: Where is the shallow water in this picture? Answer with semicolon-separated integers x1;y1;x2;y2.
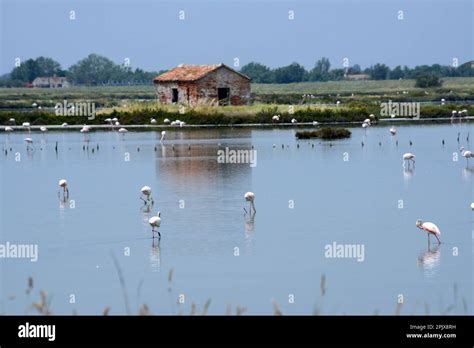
0;123;472;315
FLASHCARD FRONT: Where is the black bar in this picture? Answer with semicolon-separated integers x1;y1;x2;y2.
0;315;472;346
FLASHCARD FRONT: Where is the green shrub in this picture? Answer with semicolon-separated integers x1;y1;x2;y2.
296;127;351;139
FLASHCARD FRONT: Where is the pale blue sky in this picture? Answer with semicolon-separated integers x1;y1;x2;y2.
0;0;472;74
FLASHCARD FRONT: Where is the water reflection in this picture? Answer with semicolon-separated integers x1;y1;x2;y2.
244;214;255;249
403;167;415;181
461;167;473;181
417;244;441;278
149;239;161;270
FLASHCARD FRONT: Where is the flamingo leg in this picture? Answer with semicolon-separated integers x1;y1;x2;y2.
434;234;441;244
251;201;256;214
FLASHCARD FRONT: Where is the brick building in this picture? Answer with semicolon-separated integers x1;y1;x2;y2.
153;64;251;106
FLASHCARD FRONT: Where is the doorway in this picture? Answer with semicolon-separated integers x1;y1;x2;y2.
218;88;230;106
172;88;179;103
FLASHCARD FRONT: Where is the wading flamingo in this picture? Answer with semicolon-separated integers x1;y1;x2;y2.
244;192;256;215
390;127;396;135
460;146;474;165
58;179;69;200
403;153;415;168
160;131;166;143
149;211;162;239
24;138;34;151
416;219;441;244
140;186;154;205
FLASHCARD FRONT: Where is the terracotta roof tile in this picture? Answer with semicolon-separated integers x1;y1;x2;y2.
153;64;250;82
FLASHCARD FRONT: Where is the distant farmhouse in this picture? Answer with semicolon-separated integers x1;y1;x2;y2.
153;64;251;106
32;76;70;88
345;73;370;81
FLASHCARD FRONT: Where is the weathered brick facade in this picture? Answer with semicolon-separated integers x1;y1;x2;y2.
153;64;251;106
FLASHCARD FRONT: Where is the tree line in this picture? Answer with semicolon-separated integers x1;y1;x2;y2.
0;54;162;87
0;54;471;87
240;58;472;83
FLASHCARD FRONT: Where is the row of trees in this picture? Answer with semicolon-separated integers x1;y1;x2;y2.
240;58;472;83
1;54;161;87
0;54;471;87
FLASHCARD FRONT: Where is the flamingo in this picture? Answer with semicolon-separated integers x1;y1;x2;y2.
149;211;162;239
24;138;34;151
40;126;48;132
140;186;154;205
150;118;157;124
61;123;68;127
179;121;186;127
118;128;128;133
4;126;13;132
9;118;16;124
362;122;369;128
460;146;474;165
403;153;415;167
291;118;297;124
80;125;90;133
22;122;31;132
272;115;280;125
390;127;396;135
312;121;319;126
244;192;256;215
160;131;166;143
416;219;441;244
163;118;171;124
470;203;474;210
58;179;69;200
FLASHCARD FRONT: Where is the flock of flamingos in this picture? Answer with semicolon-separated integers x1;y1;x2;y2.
3;112;473;247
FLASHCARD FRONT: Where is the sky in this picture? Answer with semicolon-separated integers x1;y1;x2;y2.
0;0;472;74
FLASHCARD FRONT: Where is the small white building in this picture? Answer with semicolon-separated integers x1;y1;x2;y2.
32;77;70;88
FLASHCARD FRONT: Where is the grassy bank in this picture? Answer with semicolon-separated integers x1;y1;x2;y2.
0;77;473;110
1;103;472;127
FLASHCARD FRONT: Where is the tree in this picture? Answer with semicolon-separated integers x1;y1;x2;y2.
273;62;306;83
369;64;390;80
309;57;331;81
347;64;361;74
415;75;442;88
67;54;124;85
10;57;63;82
240;62;273;83
329;68;345;81
390;66;404;80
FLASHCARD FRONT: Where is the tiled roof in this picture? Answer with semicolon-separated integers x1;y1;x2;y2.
153;64;250;82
